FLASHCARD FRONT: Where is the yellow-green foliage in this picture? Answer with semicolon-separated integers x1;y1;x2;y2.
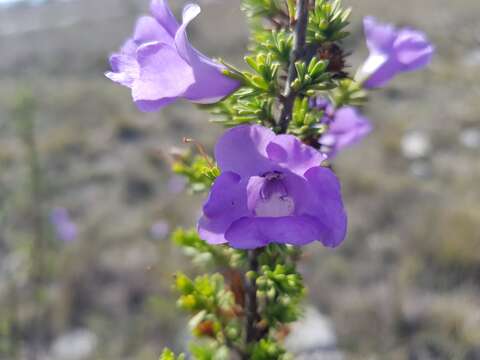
159;348;185;360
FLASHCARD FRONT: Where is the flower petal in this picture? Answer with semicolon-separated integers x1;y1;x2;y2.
174;3;203;64
322;106;373;157
225;215;325;249
150;0;179;37
133;16;174;45
363;56;402;88
132;41;195;110
281;171;311;215
245;176;266;213
394;28;434;71
135;98;176;112
363;16;396;54
198;172;249;245
215;125;276;178
174;4;240;103
106;39;139;87
267;135;326;177
303;166;347;247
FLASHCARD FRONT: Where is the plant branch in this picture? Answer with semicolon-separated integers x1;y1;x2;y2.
244;248;261;354
278;0;310;133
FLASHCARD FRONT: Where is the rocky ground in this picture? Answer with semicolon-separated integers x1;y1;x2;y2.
0;0;479;359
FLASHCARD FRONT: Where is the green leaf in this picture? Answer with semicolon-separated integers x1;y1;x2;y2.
250;339;288;360
330;78;368;107
307;0;351;43
159;348;185;360
190;341;230;360
172;228;245;268
252;30;293;63
172;154;219;194
241;0;287;19
287;96;326;142
291;58;333;94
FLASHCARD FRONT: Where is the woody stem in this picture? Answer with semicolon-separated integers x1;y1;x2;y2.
244;248;261;353
279;0;310;133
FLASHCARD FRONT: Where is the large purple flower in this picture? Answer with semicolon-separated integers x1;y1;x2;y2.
319;106;373;158
198;125;347;249
106;0;240;112
358;16;434;88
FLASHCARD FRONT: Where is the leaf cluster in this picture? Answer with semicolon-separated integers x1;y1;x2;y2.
211;54;281;128
308;0;351;43
241;0;288;20
290;57;332;94
331;78;368;107
172;153;219;194
172;229;246;269
159;349;185;360
215;0;357;135
190;342;230;360
256;263;305;326
288;97;326;141
252;30;293;64
250;339;291;360
175;272;243;358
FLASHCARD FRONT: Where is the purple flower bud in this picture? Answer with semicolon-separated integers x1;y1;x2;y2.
320;106;373;158
358;16;434;88
106;0;240;112
50;207;77;243
311;97;335;121
309;97;330;111
198;125;347;249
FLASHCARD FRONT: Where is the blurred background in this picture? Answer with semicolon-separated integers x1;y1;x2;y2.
0;0;479;359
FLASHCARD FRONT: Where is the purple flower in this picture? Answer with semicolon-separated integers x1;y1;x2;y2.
106;0;240;112
198;125;347;249
150;220;170;239
358;16;434;88
311;98;373;158
50;208;77;243
320;106;373;157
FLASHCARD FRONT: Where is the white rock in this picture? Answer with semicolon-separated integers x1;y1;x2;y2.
401;131;432;159
285;306;343;359
50;329;97;360
459;127;480;149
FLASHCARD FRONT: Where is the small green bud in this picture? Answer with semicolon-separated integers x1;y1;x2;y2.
246;270;257;281
256;276;267;289
175;273;194;294
177;294;196;309
225;325;240;341
266;287;276;300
